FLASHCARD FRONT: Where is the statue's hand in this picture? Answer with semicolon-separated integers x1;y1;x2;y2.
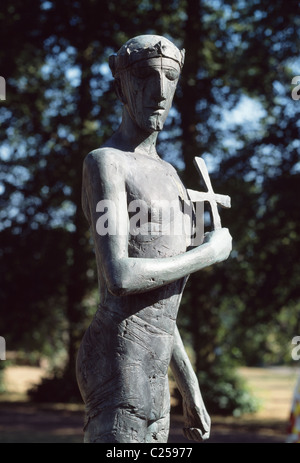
203;227;232;263
182;397;211;442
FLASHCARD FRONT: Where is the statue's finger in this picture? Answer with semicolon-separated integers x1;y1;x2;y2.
185;427;210;442
183;428;194;441
190;428;204;442
202;430;210;440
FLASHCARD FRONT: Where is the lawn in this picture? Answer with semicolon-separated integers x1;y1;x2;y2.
0;364;299;443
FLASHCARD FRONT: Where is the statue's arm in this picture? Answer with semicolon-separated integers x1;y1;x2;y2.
84;150;232;297
170;325;211;441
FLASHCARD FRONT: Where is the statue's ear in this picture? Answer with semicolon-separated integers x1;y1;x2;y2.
109;54;127;105
114;78;127;105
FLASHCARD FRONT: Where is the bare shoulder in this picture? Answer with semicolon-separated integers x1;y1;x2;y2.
83;147;128;182
84;146;126;170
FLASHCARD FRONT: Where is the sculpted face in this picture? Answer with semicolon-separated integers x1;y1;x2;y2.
121;57;180;133
109;35;184;134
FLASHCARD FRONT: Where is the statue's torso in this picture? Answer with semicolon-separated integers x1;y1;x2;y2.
78;149;193;420
95;150;192;328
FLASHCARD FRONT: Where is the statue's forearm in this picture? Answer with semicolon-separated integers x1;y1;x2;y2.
103;243;215;297
170;325;201;403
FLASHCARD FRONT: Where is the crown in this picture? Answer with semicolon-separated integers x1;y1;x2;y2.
109;35;185;77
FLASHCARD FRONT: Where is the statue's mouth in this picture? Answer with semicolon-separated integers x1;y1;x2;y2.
147;106;165;114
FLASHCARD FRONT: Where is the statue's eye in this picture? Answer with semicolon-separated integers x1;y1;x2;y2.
132;67;154;79
165;69;179;82
131;66;179;82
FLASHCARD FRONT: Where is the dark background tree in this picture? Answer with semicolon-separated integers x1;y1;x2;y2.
0;0;299;412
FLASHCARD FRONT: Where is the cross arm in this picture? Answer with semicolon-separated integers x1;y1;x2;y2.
187;189;231;209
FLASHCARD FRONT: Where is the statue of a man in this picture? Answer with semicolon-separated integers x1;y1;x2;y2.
76;35;232;443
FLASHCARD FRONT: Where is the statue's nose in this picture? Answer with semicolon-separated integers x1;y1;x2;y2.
152;73;167;102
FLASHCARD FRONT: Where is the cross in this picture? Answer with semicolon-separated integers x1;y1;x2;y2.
187;157;231;230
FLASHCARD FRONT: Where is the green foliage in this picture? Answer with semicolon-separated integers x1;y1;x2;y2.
0;0;299;412
176;0;300;373
197;360;260;416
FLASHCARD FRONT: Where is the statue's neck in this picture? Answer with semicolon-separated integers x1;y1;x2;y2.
113;107;159;158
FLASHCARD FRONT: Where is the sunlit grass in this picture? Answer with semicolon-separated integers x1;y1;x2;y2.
0;365;299;443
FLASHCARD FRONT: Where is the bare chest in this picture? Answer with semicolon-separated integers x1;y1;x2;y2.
124;155;192;254
125;155;186;204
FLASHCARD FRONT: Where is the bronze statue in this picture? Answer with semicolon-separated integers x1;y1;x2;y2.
76;35;232;443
